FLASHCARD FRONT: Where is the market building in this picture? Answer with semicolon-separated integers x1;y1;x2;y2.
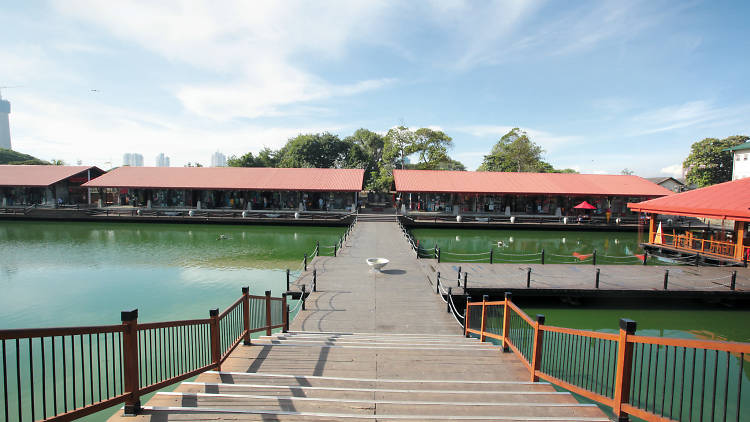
0;165;105;206
81;166;364;211
628;177;750;264
393;169;672;217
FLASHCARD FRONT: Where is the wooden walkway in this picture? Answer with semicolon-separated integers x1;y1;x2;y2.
422;261;749;297
111;221;609;421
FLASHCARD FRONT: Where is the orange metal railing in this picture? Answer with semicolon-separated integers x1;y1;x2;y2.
0;288;289;421
658;233;737;259
465;295;750;421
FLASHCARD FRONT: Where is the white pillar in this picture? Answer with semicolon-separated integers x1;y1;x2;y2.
197;200;201;210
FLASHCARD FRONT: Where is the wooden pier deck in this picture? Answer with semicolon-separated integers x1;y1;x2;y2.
422;261;750;298
112;220;610;421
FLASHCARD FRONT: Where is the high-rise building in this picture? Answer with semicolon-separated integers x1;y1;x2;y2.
0;91;11;150
211;151;227;167
123;153;144;167
155;153;170;167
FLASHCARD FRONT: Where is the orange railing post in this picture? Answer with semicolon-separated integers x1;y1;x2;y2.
480;295;488;342
209;308;221;371
282;293;289;333
121;309;141;416
265;290;272;336
502;292;512;352
242;286;251;346
613;319;637;422
530;314;545;382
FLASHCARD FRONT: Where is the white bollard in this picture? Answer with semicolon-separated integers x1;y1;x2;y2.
188;210;195;217
563;217;568;224
196;201;201;210
294;212;300;219
510;216;516;223
242;211;247;218
456;215;462;222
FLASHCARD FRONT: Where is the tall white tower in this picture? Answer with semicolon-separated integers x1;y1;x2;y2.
0;90;10;150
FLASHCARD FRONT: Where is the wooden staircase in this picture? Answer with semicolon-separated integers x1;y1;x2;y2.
134;331;609;421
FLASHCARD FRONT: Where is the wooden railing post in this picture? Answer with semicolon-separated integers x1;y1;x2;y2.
480;295;488;342
209;308;221;371
242;286;251;345
530;314;545;382
282;293;289;333
502;292;512;352
121;309;141;416
613;318;637;422
265;290;272;336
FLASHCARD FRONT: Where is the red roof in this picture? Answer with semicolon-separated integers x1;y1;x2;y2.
628;178;750;221
82;167;364;192
0;165;104;187
393;170;673;197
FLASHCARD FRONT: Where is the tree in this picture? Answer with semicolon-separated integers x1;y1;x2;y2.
50;159;66;166
411;128;455;169
382;126;417;170
277;133;353;168
184;162;203;167
0;148;49;165
227;152;257;167
683;135;748;187
621;168;635;175
345;128;386;188
478;128;552;172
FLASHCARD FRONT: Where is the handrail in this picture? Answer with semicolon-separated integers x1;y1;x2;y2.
0;287;288;421
465;296;750;421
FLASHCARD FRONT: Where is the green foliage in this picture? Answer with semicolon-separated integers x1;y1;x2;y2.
683;135;748;187
345;128;386;188
621;168;635;175
0;148;49;165
477;128;552;172
184;162;203;167
277;133;353;168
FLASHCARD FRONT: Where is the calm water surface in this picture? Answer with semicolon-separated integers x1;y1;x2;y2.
0;221;344;329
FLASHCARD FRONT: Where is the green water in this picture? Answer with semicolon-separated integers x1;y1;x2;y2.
412;228;656;264
0;221;343;329
0;221;344;421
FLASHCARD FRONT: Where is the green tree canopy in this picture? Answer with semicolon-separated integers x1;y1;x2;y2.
683;135;748;187
0;148;49;165
477;128;552;172
277;132;355;169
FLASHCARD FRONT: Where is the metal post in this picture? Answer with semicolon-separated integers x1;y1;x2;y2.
304;253;308;271
264;290;272;336
526;267;531;288
541;249;545;265
316;241;320;257
592;249;597;266
282;293;288;333
334;243;337;257
595;268;600;289
464;295;471;337
458;266;462;279
490;248;493;264
286;269;290;292
663;270;669;290
530;314;545;382
284;304;290;332
731;270;737;290
463;272;468;291
242;287;251;345
613;319;637;422
436;272;440;294
209;308;221;371
447;287;452;313
502;292;512;353
480;295;488;342
313;269;317;292
121;309;141;415
301;285;306;311
437;248;441;263
641;251;647;265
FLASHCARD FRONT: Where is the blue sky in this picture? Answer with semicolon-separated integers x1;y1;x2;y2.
1;1;748;175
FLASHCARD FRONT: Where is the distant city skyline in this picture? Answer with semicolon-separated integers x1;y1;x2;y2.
122;153;143;167
210;151;226;167
2;2;749;176
155;152;170;167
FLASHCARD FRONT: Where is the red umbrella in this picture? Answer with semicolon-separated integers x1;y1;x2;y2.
573;201;597;210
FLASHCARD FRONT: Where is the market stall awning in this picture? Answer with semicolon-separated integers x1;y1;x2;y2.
82;167;365;192
573;201;597;209
628;178;750;221
0;165;104;187
393;170;672;197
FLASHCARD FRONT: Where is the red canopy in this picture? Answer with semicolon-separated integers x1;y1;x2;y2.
573;201;597;210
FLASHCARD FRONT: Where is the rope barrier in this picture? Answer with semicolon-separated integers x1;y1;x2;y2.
441;251;492;256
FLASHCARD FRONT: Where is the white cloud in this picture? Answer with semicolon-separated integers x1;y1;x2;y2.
454;125;582;151
52;1;396;120
11;94;342;168
659;164;684;178
629;100;750;135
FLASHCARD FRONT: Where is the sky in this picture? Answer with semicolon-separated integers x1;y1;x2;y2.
1;0;749;175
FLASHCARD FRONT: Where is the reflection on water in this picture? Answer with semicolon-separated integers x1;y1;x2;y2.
0;221;344;329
